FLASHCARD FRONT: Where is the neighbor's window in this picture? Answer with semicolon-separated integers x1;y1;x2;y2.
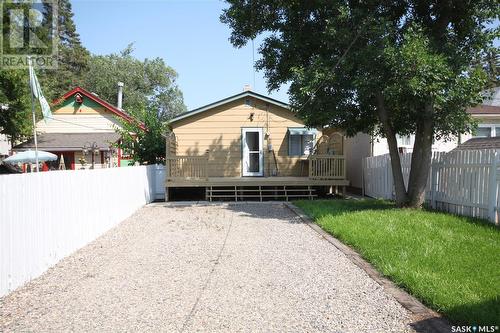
474;126;492;138
288;128;316;156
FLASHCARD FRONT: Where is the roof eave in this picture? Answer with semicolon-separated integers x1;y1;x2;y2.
169;91;289;124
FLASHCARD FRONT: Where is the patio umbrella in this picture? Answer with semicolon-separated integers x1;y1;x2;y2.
3;150;57;164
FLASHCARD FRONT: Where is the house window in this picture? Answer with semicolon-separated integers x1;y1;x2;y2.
474;126;492;138
288;128;317;156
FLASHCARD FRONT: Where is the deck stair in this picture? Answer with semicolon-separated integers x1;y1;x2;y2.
206;185;316;201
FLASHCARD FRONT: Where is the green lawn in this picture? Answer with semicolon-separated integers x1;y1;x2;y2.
295;199;500;325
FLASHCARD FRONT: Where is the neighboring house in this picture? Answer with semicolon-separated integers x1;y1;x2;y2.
12;86;137;170
346;87;500;189
0;134;10;157
453;137;500;151
165;90;348;201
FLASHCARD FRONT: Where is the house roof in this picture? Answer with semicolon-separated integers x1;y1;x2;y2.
52;87;145;130
12;132;121;151
453;137;500;151
467;105;500;115
169;90;289;124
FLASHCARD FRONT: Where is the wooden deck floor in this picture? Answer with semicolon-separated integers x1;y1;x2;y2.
166;176;349;187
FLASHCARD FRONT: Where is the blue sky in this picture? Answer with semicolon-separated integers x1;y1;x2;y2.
71;0;290;110
71;1;498;111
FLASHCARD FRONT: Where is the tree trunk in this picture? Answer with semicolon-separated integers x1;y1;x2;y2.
376;93;408;206
407;102;434;207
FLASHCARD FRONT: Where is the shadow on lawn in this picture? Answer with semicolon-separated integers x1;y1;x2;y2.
294;198;395;220
445;297;500;328
409;297;500;333
221;199;394;223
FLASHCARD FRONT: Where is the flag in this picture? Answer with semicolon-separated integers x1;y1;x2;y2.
28;58;52;123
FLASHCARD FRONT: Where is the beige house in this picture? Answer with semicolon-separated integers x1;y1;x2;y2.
165;90;348;201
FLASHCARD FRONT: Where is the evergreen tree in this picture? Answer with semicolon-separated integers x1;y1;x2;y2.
40;0;90;100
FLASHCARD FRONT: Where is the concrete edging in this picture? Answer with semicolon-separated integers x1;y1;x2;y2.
284;202;452;333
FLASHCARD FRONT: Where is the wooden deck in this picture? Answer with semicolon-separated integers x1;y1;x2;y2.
166;176;349;187
164;154;349;201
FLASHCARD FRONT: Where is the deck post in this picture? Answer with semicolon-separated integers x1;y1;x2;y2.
204;149;210;179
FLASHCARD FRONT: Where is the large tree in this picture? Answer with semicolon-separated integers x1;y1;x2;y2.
0;0;89;142
115;106;168;165
0;70;31;142
79;44;186;120
221;0;498;207
41;0;90;100
84;45;186;163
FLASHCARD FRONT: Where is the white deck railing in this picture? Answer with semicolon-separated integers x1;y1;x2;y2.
166;155;208;179
309;155;346;180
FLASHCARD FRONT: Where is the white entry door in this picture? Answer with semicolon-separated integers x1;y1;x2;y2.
242;128;264;176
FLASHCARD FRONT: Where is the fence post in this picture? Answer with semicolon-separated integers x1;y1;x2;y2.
487;151;498;223
388;154;395;200
430;159;438;209
361;158;365;197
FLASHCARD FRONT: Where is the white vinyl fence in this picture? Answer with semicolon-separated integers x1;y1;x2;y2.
0;165;165;297
363;150;500;224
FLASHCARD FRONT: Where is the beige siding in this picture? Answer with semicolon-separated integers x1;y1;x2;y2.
171;97;321;177
36;115;122;134
54;105;107;115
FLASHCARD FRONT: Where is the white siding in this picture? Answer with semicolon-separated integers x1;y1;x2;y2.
0;134;10;155
345;133;371;188
371;135;459;156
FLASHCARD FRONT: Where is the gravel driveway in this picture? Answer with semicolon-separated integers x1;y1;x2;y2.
0;203;416;332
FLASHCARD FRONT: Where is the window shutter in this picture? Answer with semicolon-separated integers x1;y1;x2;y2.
289;134;302;156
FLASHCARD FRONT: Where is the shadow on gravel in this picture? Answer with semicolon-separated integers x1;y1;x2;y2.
159;201;306;224
409;316;452;333
225;202;306;223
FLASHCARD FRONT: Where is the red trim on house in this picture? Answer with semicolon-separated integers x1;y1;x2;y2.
117;146;122;167
51;86;146;130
